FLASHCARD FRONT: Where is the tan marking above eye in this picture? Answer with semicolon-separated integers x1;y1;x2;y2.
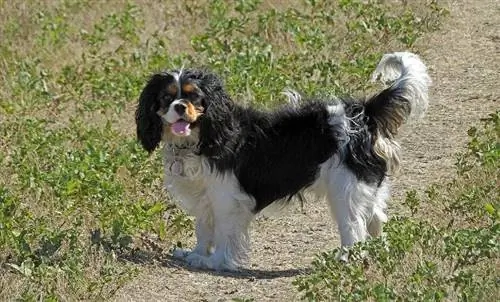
167;83;177;95
182;83;197;94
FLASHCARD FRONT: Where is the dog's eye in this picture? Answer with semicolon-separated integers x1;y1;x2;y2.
187;92;199;99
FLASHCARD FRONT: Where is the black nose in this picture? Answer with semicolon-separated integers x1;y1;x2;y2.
174;103;186;115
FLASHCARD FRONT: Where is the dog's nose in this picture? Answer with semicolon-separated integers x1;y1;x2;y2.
174;103;186;115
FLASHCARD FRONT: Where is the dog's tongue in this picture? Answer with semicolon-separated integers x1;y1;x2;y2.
171;120;190;136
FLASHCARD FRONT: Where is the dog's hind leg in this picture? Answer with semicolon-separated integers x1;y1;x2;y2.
326;164;379;250
367;181;389;238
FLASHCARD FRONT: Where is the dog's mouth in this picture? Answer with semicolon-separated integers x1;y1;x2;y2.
159;101;203;137
169;119;199;137
170;119;190;136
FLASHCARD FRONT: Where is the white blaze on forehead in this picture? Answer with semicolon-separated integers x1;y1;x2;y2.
162;68;194;137
167;69;184;99
162;68;185;124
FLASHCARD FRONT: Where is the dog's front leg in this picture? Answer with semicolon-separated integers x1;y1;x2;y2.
207;200;254;271
173;208;214;259
183;194;254;271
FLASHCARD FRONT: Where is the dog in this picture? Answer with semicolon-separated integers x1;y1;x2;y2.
135;52;431;270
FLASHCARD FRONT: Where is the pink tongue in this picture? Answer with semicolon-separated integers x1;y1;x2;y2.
171;120;190;136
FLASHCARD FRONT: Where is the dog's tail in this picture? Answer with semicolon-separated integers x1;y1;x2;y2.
365;52;431;173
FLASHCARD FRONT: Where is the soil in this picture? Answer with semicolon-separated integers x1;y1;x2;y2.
114;0;499;301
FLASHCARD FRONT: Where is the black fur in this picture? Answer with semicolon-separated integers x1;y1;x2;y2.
215;102;339;212
136;73;172;152
342;99;387;186
364;86;411;138
136;69;405;213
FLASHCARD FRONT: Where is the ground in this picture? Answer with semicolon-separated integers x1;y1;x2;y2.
113;0;499;301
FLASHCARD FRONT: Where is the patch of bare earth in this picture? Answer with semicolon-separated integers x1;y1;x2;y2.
114;0;499;301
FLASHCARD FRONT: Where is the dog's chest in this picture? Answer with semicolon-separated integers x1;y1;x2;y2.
163;144;207;213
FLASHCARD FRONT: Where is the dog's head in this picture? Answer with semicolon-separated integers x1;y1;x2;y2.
136;69;233;152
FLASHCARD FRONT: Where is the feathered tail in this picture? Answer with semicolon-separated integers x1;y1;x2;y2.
365;52;432;173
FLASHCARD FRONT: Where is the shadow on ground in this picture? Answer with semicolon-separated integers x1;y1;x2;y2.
120;247;310;280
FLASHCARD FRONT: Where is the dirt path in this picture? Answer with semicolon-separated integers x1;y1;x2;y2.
114;1;499;301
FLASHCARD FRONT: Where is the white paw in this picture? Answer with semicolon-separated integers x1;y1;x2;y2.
335;249;349;262
186;253;239;271
185;252;208;268
173;247;240;271
206;257;239;272
335;247;370;262
172;248;192;259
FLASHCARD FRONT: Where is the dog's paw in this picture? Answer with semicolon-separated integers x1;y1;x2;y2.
184;253;239;272
185;252;208;268
172;247;191;259
335;249;349;262
335;247;370;262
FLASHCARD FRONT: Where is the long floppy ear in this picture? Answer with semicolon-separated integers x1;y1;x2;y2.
135;73;169;152
195;71;239;168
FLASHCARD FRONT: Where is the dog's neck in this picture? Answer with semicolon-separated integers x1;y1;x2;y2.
163;132;202;179
162;124;199;152
164;141;197;156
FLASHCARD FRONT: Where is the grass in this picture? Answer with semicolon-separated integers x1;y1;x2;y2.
0;0;453;300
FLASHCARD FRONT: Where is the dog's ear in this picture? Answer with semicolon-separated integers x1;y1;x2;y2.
135;73;169;153
196;71;239;167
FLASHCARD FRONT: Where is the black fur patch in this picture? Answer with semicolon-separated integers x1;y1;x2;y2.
204;102;339;212
342;99;387;186
136;73;172;152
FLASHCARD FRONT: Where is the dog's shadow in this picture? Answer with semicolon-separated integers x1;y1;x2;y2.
161;254;311;279
123;249;310;279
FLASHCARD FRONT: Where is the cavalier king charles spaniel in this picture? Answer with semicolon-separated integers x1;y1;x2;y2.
135;52;431;271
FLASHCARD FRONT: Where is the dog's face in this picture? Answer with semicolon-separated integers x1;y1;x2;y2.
157;73;205;137
136;69;232;152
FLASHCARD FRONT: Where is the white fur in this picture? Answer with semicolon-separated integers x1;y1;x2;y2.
282;89;302;107
321;158;389;247
170;70;183;99
164;100;184;124
370;52;431;175
162;69;184;124
373;133;401;175
168;147;389;270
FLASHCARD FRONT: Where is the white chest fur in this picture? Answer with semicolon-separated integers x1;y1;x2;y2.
163;144;207;215
162;142;257;219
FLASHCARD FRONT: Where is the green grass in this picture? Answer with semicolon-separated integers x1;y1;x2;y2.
294;112;500;301
0;0;449;300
